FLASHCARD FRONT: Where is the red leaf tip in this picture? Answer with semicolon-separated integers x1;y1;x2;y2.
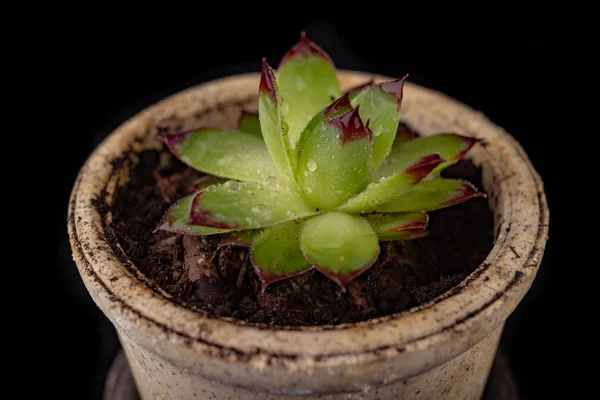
460;182;487;199
188;192;238;229
379;75;408;111
311;246;380;292
453;135;483;160
384;215;430;233
259;59;277;103
394;221;428;233
328;106;373;146
280;32;334;67
404;154;445;182
324;92;352;117
162;130;197;157
440;181;487;208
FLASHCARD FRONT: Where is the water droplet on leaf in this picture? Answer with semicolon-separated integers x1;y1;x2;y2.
265;176;279;187
306;159;317;172
224;180;240;190
281;120;289;135
250;205;272;221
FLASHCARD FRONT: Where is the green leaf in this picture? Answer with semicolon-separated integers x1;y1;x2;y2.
300;212;379;290
258;59;296;187
364;213;429;241
376;178;486;213
251;220;312;291
163;129;277;183
157;193;233;235
349;76;407;169
238;111;262;137
277;32;341;148
296;101;373;211
189;180;316;229
336;154;443;214
376;134;480;180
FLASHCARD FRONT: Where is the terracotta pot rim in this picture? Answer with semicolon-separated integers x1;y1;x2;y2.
68;71;548;367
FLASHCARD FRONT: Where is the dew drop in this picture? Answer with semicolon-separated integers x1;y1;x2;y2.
224;180;240;190
306;159;317;172
281;120;289;135
286;211;294;217
265;176;279;187
251;205;272;221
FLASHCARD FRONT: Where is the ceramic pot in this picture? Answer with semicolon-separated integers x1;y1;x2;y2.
68;71;549;399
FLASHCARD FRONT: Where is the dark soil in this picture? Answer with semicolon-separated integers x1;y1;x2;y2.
106;140;494;326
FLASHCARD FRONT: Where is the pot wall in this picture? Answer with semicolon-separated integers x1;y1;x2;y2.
69;72;549;400
120;325;503;399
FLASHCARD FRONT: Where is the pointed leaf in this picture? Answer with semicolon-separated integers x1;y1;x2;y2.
364;213;428;241
158;193;233;235
337;154;444;214
296;104;373;210
163;129;277;183
238;111;262;137
293;93;354;153
376;178;486;213
251;220;312;290
349;76;407;169
376;134;480;180
277;33;341;147
301;212;379;290
258;59;296;186
189;180;316;229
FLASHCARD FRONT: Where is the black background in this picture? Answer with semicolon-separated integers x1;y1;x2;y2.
43;16;568;399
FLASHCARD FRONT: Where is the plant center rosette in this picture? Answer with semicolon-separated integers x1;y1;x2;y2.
159;33;484;291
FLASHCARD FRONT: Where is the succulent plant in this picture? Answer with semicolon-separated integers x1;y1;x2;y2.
159;33;485;291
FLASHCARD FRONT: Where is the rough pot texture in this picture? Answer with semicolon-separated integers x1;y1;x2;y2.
68;72;549;399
